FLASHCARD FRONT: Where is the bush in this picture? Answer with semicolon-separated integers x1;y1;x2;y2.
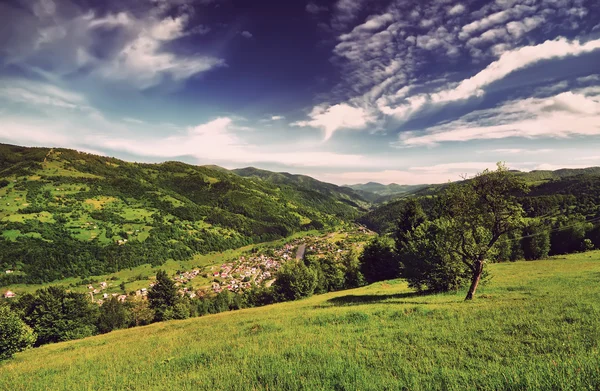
0;306;36;360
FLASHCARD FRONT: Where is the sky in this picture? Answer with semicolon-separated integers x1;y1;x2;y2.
0;0;599;185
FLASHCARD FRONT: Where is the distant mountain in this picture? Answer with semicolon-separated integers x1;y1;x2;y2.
346;182;429;203
232;167;370;210
516;167;600;184
0;143;363;284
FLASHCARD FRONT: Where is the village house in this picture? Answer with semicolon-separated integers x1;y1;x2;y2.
3;290;16;299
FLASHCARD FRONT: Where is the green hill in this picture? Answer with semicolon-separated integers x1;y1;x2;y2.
2;252;599;390
0;144;362;284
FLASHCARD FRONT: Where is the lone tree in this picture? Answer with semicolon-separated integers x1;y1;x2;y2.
444;163;527;300
397;164;527;300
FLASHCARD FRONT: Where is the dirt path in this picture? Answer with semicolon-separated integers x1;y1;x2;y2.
43;148;54;163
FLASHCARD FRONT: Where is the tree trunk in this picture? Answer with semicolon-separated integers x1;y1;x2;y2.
465;259;484;300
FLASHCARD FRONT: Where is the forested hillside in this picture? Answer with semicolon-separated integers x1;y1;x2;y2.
0;144;363;284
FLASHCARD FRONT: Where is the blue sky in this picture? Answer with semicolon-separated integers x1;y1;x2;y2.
1;0;599;185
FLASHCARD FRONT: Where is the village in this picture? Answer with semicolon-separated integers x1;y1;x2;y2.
2;225;373;304
175;225;372;296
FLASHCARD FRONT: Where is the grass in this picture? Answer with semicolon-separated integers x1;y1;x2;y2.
2;251;600;390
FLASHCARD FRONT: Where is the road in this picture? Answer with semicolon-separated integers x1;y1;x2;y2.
295;244;306;260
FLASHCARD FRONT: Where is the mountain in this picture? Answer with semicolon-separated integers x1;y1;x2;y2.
0;144;363;284
346;182;429;203
232;167;370;210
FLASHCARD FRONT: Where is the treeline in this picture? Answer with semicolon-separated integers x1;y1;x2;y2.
0;255;368;360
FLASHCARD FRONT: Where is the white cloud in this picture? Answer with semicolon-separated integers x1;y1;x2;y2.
459;5;537;40
431;38;600;103
271;116;285;120
506;16;545;39
448;4;466;16
93;14;224;89
399;90;600;146
241;31;253;39
577;74;600;84
331;0;368;30
0;79;86;110
466;27;508;47
480;148;555;154
0;2;224;90
292;104;374;140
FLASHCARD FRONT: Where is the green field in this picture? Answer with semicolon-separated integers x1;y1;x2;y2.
2;251;599;390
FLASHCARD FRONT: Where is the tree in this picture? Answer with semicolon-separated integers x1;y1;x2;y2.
148;270;179;321
400;219;469;292
394;199;427;251
342;250;366;289
550;216;590;255
18;287;99;345
359;236;400;284
521;221;550;260
127;297;154;327
272;261;317;301
443;164;527;300
97;297;131;333
0;305;36;360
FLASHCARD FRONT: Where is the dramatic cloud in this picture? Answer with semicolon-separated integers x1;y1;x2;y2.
292;104;375;140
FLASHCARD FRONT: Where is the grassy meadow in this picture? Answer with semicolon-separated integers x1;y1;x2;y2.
2;251;600;390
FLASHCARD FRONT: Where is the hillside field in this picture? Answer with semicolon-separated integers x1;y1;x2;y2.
1;251;599;390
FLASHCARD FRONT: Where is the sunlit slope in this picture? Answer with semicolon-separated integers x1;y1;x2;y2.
2;252;600;391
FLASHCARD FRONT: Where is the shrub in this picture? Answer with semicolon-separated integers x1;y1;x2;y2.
0;306;36;360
